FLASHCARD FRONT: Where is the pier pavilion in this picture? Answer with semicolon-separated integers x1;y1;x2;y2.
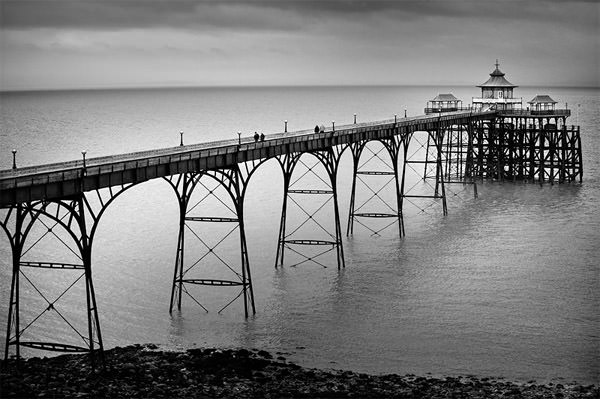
424;93;463;114
472;60;522;111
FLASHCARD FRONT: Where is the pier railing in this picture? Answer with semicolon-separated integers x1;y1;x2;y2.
424;107;475;114
499;109;571;117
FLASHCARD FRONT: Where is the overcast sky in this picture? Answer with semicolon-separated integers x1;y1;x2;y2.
1;0;598;90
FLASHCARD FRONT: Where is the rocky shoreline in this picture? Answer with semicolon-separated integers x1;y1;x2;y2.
1;344;597;398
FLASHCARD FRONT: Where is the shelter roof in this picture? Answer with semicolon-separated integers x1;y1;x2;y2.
528;95;557;104
477;61;517;88
431;93;459;101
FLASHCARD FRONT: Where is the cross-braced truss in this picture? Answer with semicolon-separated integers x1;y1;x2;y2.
275;150;345;269
164;164;257;318
346;138;404;237
401;130;448;217
0;182;134;364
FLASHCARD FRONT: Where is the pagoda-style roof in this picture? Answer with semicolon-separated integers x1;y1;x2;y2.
477;61;518;88
528;95;557;104
431;93;459;102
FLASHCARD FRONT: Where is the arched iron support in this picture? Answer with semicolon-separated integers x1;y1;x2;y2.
346;136;404;238
1;183;135;366
401;125;448;219
164;163;258;318
274;147;345;270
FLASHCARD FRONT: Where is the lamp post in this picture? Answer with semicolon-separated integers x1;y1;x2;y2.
404;109;407;118
394;114;397;124
353;113;356;124
82;150;87;169
180;130;184;146
332;120;335;132
12;149;17;170
284;120;288;133
237;131;241;145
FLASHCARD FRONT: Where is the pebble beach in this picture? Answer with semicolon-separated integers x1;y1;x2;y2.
1;344;597;398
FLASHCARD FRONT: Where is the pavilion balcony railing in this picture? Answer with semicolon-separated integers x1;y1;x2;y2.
498;109;571;117
424;107;475;114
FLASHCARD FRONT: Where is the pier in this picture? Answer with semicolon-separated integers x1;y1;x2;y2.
0;108;583;363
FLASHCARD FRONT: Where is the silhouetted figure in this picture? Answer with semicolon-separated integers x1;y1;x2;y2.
314;125;319;133
254;132;259;142
260;133;265;141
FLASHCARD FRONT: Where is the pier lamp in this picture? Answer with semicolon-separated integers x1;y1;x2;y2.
11;149;17;170
354;113;357;124
82;150;87;169
284;120;288;132
394;114;397;124
180;130;184;146
404;109;407;118
332;120;335;132
237;131;241;145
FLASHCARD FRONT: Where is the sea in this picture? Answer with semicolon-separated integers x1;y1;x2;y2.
0;85;598;385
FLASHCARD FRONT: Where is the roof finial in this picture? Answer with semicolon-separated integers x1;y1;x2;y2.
495;59;500;69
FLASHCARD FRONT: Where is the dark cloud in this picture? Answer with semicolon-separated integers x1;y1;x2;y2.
1;0;597;32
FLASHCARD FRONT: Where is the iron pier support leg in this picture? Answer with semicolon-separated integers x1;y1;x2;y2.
170;173;190;313
237;206;256;317
423;133;432;180
332;177;345;269
78;195;104;366
393;148;405;237
436;135;448;216
275;169;291;268
399;135;411;233
4;204;24;362
346;142;362;236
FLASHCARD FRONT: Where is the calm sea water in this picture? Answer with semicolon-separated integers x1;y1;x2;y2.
0;86;598;384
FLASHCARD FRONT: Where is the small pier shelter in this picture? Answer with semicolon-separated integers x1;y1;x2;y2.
527;95;558;114
472;60;522;111
425;93;463;114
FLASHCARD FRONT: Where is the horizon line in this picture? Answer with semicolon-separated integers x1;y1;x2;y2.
2;82;599;94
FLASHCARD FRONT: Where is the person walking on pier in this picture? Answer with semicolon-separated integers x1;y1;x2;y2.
260;133;265;141
253;132;259;142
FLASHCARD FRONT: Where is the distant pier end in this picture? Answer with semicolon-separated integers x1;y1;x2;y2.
425;61;581;183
